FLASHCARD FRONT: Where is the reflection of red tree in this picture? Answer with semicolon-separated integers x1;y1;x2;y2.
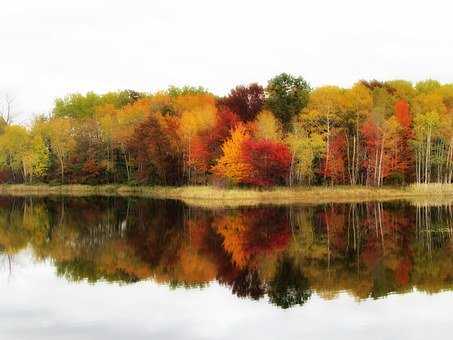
319;203;415;290
317;206;347;252
395;258;412;286
214;208;290;268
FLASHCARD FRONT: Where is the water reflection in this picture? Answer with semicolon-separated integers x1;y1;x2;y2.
0;196;452;309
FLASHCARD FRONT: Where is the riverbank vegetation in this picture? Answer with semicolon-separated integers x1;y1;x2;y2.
1;184;452;207
0;74;452;188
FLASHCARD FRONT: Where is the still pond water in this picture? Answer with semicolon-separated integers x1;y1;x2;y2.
0;196;452;339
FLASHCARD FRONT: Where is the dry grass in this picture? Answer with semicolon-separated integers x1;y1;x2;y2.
0;183;452;207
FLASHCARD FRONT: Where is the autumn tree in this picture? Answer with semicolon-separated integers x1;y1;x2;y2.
128;112;183;185
254;110;283;142
53;90;143;120
412;92;446;183
320;129;348;184
287;113;325;185
189;107;240;183
306;86;349;182
242;139;291;186
176;94;216;183
97;98;149;182
0;125;49;183
218;83;265;122
212;124;252;184
45;118;76;183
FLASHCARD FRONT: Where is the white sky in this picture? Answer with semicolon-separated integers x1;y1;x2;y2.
1;0;453;123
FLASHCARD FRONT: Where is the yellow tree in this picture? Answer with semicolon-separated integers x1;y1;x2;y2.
178;97;216;183
287;113;325;186
0;125;49;183
96;99;148;181
412;92;447;183
46;118;76;183
212;124;251;184
307;86;349;182
346;82;373;184
0;125;29;181
254;110;283;142
22;134;49;182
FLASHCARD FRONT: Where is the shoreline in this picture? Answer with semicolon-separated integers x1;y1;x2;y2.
0;184;452;207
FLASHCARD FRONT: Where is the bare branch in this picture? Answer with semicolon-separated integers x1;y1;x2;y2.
0;93;15;125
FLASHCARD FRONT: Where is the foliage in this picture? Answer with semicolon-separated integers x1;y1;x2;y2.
265;73;311;130
241;139;291;186
212;124;252;184
218;83;265;122
1;76;453;187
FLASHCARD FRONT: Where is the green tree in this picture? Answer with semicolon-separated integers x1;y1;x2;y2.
266;73;311;131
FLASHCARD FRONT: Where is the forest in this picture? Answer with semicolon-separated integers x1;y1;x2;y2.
0;73;452;187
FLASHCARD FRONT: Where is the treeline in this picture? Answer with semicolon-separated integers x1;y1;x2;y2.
0;73;452;186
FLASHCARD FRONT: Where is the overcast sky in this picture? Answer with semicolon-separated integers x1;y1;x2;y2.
1;0;453;123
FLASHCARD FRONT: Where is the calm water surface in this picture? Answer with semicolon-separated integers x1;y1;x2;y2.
0;196;452;339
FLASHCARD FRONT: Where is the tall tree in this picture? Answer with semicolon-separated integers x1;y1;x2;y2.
266;73;311;131
212;124;252;184
254;110;283;142
242;139;291;186
217;83;265;122
46;118;76;183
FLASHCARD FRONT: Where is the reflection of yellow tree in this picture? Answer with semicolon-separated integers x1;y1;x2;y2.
214;213;249;268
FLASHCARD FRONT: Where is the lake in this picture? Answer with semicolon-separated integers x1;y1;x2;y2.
0;196;452;339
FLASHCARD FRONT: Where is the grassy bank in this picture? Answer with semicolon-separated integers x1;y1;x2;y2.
0;183;452;207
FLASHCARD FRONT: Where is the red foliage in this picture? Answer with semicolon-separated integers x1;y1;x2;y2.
394;100;413;180
243;209;291;260
208;107;240;155
361;102;413;185
241;139;291;186
217;83;265;122
394;100;411;129
188;134;211;180
320;130;348;184
361;119;392;183
191;107;240;177
81;158;105;181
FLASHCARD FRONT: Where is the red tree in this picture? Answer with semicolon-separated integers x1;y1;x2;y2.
241;139;291;186
189;107;240;181
217;83;265;122
320;130;348;184
393;100;413;181
394;100;411;129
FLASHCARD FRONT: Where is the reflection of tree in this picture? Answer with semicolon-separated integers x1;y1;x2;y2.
0;197;452;307
213;208;290;269
267;256;311;309
230;268;265;300
0;252;15;280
